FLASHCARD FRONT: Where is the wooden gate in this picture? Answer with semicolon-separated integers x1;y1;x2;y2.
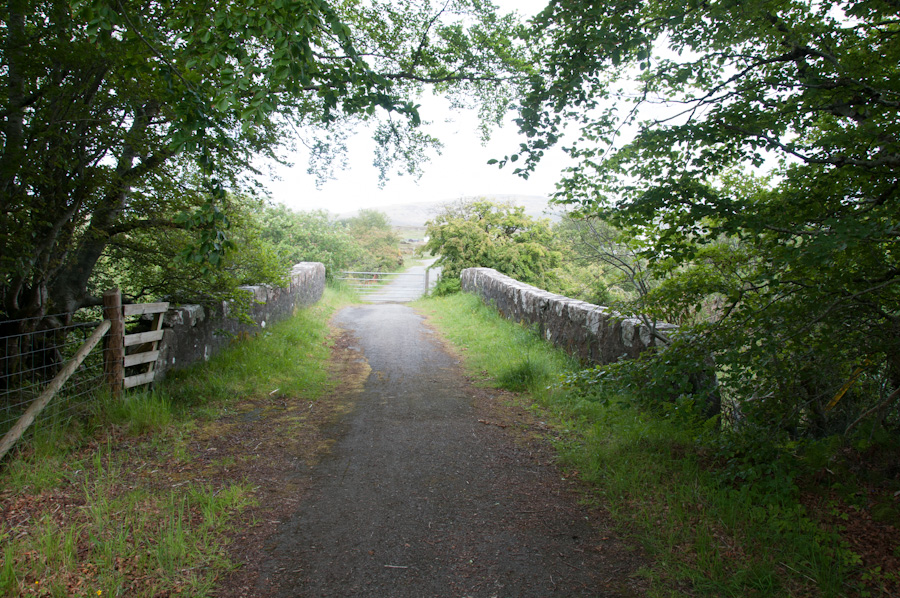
103;289;168;393
122;302;169;389
337;271;430;303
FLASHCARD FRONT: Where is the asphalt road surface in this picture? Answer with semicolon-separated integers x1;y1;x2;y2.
257;304;644;597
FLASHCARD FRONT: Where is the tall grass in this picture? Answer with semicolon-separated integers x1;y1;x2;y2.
96;390;174;435
163;282;358;407
0;284;354;597
2;437;254;597
416;292;863;597
414;292;578;400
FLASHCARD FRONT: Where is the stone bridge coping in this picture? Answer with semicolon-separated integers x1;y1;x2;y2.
460;267;676;364
155;262;325;379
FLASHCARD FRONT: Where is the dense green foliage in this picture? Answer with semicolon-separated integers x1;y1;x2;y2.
509;1;900;448
423;199;561;294
89;195;285;305
550;215;649;307
252;205;404;277
257;205;367;278
0;0;525;321
342;209;404;271
87;201;401;303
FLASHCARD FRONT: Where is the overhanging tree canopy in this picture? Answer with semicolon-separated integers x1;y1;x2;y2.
0;0;526;321
512;0;900;435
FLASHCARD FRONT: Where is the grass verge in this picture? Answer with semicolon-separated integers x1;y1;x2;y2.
415;292;898;598
0;284;356;597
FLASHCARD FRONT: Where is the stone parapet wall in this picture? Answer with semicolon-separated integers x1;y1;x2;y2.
460;267;675;364
153;262;326;378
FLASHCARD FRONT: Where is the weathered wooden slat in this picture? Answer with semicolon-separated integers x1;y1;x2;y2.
124;350;160;368
124;330;164;347
124;371;156;389
142;310;165;376
124;302;169;317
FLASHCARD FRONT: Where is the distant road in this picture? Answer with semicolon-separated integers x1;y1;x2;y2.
362;258;441;303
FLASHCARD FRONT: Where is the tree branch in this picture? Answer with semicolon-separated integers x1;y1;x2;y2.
106;217;188;237
411;0;451;69
844;385;900;436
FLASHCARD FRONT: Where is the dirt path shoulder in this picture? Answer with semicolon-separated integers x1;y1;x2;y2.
215;304;647;597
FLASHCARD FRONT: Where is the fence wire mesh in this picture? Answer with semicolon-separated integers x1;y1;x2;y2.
1;312;108;441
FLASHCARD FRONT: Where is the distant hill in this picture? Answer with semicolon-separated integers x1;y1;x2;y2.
338;194;563;227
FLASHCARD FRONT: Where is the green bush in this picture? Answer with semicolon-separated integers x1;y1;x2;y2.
423;199;561;292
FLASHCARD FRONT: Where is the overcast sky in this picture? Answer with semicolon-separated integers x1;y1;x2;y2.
261;0;563;215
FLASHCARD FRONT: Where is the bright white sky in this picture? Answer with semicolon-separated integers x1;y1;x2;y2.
261;0;564;215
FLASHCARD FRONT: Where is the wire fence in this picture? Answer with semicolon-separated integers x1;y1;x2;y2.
1;312;109;442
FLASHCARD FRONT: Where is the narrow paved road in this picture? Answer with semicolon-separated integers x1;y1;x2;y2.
361;258;440;303
256;304;644;597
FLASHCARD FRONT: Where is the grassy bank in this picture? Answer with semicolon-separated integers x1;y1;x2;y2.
415;292;898;597
0;284;356;597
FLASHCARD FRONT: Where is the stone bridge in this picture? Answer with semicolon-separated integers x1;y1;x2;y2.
460;267;676;365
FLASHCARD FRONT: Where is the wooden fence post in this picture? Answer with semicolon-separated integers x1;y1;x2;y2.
103;289;124;397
